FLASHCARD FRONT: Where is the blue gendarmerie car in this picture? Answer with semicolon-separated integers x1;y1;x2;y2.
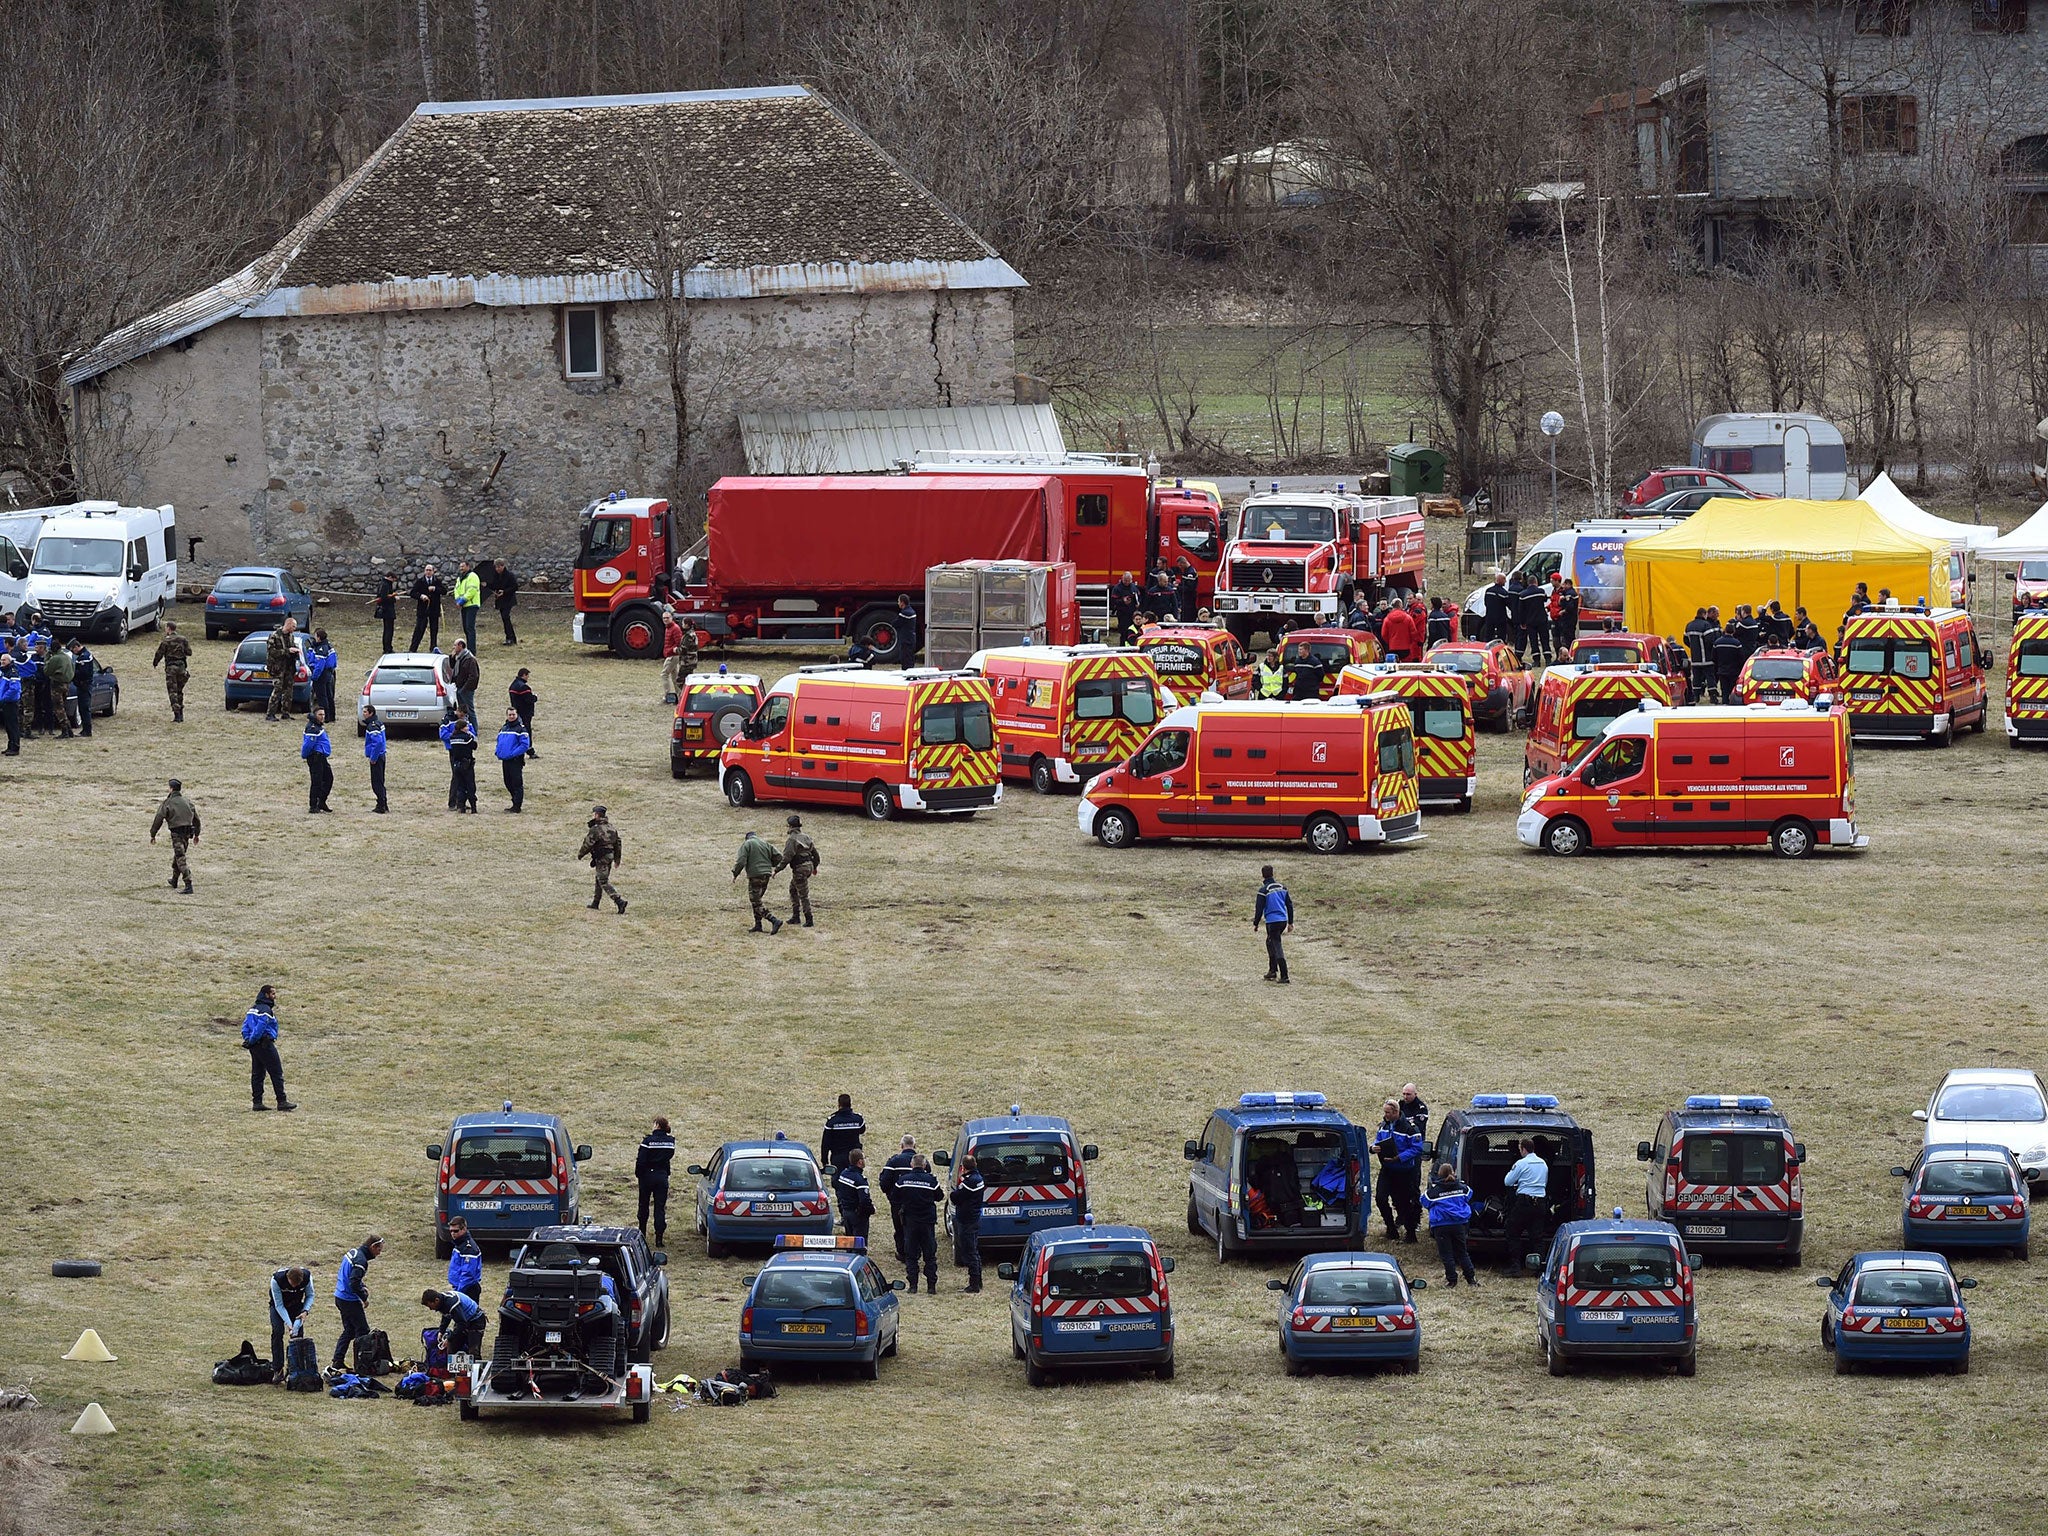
739;1235;902;1379
223;629;311;712
1894;1144;2031;1259
689;1136;832;1257
1266;1251;1425;1375
1534;1209;1698;1377
1818;1252;1976;1375
203;566;314;639
999;1222;1176;1387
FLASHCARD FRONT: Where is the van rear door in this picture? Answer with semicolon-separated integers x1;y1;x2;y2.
1038;1242;1163;1356
1561;1234;1689;1347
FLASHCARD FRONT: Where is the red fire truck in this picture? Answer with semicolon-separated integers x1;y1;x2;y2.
572;478;1072;661
1208;486;1426;646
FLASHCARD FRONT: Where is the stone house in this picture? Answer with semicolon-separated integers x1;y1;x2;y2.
63;85;1024;582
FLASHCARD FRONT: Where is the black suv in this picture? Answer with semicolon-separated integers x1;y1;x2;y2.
518;1225;671;1363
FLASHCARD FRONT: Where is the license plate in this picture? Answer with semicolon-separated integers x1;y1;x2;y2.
1331;1316;1370;1330
1685;1224;1727;1237
982;1205;1021;1217
231;601;255;609
1578;1309;1625;1322
1949;1205;1989;1217
1853;690;1884;701
1320;1212;1345;1227
1055;1319;1101;1333
780;1322;826;1335
753;1203;794;1215
1882;1317;1928;1330
387;708;417;720
462;1200;504;1211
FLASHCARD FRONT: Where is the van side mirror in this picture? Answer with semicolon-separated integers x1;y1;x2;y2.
574;1145;592;1161
127;565;144;582
1911;1109;1928;1122
1159;1255;1176;1274
740;1273;758;1288
1526;1253;1543;1271
686;1164;707;1177
1814;1275;1833;1288
1081;1144;1099;1161
933;1150;951;1167
996;1263;1017;1280
1686;1251;1702;1268
1265;1279;1286;1291
1793;1143;1807;1164
1635;1141;1653;1162
427;1143;443;1160
1183;1139;1201;1160
651;1250;667;1267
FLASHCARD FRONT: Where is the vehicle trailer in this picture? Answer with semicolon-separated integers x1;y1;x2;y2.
455;1241;656;1423
572;478;1075;662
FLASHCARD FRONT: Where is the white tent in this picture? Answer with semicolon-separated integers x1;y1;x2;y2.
1861;471;2001;551
1981;497;2048;561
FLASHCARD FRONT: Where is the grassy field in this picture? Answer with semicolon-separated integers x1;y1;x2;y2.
5;570;2048;1534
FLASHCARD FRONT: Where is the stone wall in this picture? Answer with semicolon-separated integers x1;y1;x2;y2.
1705;0;2048;200
75;285;1015;586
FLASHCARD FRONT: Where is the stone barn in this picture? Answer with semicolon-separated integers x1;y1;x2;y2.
63;84;1024;583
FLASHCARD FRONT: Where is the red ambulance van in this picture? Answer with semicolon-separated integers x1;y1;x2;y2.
1517;702;1865;858
1077;695;1424;853
972;645;1164;792
1336;663;1476;811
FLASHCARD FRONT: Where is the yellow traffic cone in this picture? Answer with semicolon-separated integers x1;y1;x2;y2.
70;1402;115;1435
62;1329;116;1362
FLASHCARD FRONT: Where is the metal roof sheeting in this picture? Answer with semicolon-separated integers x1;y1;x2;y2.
740;405;1067;475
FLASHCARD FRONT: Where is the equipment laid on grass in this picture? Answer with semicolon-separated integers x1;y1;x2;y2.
284;1336;322;1392
351;1329;396;1377
50;1259;102;1278
212;1342;274;1386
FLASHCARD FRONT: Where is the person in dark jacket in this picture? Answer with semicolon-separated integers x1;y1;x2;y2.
1760;600;1794;647
1551;580;1580;658
1254;864;1293;983
1729;604;1764;658
1397;1083;1430;1140
1480;574;1510;642
1425;596;1457;647
408;566;444;652
820;1093;866;1173
834;1150;875;1241
1288;654;1326;700
68;640;96;737
268;1265;318;1375
950;1160;987;1292
1420;1163;1479;1287
1515;579;1551;663
893;593;920;662
440;711;478;812
508;668;537;759
1711;625;1746;703
634;1115;676;1245
879;1136;917;1262
1792;607;1825;651
1174;558;1199;622
449;640;480;724
894;1154;944;1293
301;709;334;813
362;705;389;813
420;1287;487;1357
494;709;530;812
370;574;398;654
241;985;295;1111
1109;573;1140;644
490;559;519;645
332;1235;383;1369
445;1215;482;1301
1372;1099;1426;1242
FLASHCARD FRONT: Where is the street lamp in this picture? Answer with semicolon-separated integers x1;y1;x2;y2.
1540;411;1564;532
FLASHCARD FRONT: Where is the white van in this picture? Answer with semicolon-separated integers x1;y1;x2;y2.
1690;413;1854;500
1462;518;1680;630
23;503;178;642
0;534;28;624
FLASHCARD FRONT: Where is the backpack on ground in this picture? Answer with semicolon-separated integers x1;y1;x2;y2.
283;1336;323;1392
352;1329;396;1377
212;1340;273;1386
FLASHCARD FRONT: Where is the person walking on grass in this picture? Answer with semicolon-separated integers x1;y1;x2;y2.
1254;863;1293;983
242;984;295;1111
494;708;530;813
150;776;200;893
577;805;627;913
635;1116;676;1247
733;827;785;933
783;814;820;927
301;709;334;813
152;619;192;721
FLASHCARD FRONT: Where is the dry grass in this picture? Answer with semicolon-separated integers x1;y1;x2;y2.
5;575;2048;1535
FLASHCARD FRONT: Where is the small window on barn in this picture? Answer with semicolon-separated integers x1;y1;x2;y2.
562;306;603;379
1841;95;1918;156
1974;0;2027;31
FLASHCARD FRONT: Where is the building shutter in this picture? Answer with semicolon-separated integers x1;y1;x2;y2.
1899;96;1919;155
1840;96;1863;156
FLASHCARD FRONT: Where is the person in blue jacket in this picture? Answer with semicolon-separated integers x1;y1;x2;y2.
1372;1099;1428;1242
241;984;294;1111
1253;864;1294;983
440;711;478;813
0;655;20;755
362;704;388;813
420;1287;486;1357
1421;1162;1478;1288
332;1235;383;1369
301;709;334;813
494;708;531;813
444;1215;483;1301
307;629;338;724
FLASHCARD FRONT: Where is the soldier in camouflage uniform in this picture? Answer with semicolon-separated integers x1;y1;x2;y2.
149;777;200;893
152;621;192;721
782;813;820;927
577;805;628;913
732;828;785;934
264;618;299;721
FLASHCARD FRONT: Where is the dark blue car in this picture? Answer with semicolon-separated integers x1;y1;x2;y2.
1267;1251;1424;1374
1000;1222;1176;1387
204;567;313;639
1894;1145;2030;1258
1818;1252;1975;1374
739;1236;902;1379
689;1137;832;1257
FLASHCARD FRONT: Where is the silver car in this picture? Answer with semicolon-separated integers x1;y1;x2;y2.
356;650;456;734
1916;1068;2048;1191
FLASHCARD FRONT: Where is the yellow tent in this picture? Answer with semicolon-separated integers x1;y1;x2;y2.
1623;498;1948;636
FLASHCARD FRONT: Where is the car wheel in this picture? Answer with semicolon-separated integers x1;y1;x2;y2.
50;1259;102;1278
655;1303;671;1350
1025;1357;1048;1388
739;1354;759;1373
1155;1351;1175;1381
1303;812;1347;855
706;1238;728;1260
1948;1353;1970;1376
723;769;754;808
1030;756;1055;795
1833;1348;1852;1375
1216;1222;1232;1264
1675;1350;1696;1378
863;781;895;821
611;606;663;661
2015;1241;2030;1262
1770;818;1815;859
1095;807;1137;849
1541;817;1588;857
1012;1331;1025;1361
861;1351;880;1382
1187;1194;1203;1237
111;610;128;643
631;1401;651;1423
1283;1348;1307;1377
224;696;236;711
435;1230;453;1261
205;625;221;641
671;757;688;781
1457;795;1472;813
848;605;906;662
1934;718;1954;748
883;1329;898;1359
630;1333;652;1365
459;1401;479;1421
1400;1356;1419;1375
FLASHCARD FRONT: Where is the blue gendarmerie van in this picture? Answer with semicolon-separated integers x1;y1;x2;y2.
935;1108;1098;1255
1534;1209;1697;1377
999;1222;1175;1387
1185;1092;1371;1262
428;1103;590;1256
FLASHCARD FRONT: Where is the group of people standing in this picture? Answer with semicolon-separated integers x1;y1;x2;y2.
0;620;101;752
367;559;521;656
814;1099;985;1295
1682;599;1826;702
1476;572;1583;663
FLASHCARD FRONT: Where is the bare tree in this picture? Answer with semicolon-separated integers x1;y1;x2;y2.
473;0;496;98
418;0;438;98
619;147;711;541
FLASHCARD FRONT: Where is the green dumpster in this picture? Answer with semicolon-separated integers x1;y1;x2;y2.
1387;443;1447;497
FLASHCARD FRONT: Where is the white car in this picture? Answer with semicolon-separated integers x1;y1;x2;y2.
1916;1068;2048;1190
356;651;457;735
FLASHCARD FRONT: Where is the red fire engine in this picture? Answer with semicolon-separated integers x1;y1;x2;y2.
1209;485;1425;646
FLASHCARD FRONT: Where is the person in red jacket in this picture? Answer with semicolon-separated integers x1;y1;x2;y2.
1379;599;1419;662
660;610;688;705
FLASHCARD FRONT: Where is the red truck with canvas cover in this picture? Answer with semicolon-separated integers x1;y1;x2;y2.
572;478;1071;661
1209;487;1425;644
